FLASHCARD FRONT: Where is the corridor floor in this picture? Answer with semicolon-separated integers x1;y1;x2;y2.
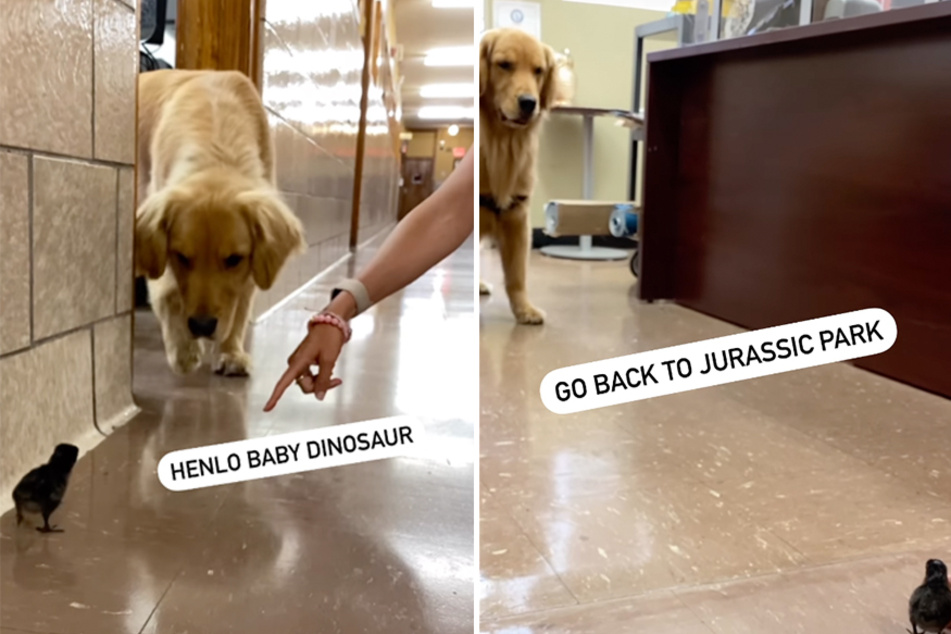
479;249;951;633
0;232;476;634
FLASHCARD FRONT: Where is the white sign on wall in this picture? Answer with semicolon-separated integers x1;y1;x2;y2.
563;0;675;12
493;1;542;39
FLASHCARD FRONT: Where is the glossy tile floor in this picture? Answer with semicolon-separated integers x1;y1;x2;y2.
479;249;951;632
0;232;476;634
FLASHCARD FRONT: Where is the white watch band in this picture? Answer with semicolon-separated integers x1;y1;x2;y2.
331;279;371;316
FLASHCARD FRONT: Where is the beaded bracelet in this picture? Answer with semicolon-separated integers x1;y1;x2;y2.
307;311;352;343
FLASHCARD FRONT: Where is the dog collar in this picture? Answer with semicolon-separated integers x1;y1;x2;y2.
480;194;528;215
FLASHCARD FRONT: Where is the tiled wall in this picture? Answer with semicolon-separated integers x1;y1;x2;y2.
254;0;401;318
359;57;400;240
0;0;139;499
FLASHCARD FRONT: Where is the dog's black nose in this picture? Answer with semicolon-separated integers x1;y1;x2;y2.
188;316;218;338
518;96;537;116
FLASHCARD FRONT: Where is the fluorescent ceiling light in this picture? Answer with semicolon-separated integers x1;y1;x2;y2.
419;83;474;98
432;0;474;7
417;106;474;120
423;46;473;67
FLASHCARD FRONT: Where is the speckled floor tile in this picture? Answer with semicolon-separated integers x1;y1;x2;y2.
479;251;951;630
2;233;475;634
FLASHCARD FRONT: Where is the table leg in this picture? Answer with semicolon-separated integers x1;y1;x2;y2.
799;0;814;25
712;0;723;40
578;114;596;255
540;114;628;261
583;114;594;200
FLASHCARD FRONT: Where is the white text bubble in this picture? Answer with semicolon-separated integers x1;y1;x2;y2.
158;415;426;491
540;308;897;414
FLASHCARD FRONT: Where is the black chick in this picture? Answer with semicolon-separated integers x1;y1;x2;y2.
909;559;951;634
12;444;80;533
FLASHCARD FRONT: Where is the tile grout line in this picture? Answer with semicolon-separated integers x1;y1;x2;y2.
0;145;133;170
487;543;935;627
764;524;810;564
520;528;583;606
670;591;721;634
114;168;120;315
90;324;106;436
91;0;97;160
136;569;184;634
0;312;132;362
0;626;70;634
615;387;943;497
27;154;34;345
715;384;888;474
484;480;584;610
132;480;240;634
710;384;949;503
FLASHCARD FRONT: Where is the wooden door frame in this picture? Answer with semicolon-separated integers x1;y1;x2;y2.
398;156;434;220
175;0;264;91
350;0;378;250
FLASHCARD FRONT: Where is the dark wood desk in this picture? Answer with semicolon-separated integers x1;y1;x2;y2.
640;3;951;398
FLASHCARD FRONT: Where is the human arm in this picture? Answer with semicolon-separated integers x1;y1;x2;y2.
263;146;475;411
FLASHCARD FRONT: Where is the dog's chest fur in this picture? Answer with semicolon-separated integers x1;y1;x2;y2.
479;112;540;209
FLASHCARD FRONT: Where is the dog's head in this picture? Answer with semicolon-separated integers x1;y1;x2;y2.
135;173;305;341
480;28;558;128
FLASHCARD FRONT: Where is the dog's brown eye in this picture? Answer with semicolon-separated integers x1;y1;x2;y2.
497;61;513;71
224;255;244;269
534;67;544;75
174;252;191;269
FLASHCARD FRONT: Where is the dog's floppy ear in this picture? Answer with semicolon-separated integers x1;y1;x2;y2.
238;190;306;290
480;30;499;97
540;44;560;111
134;188;185;279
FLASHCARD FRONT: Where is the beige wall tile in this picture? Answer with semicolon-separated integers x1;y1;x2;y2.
252;286;276;321
0;0;94;157
0;151;31;354
33;157;117;339
93;0;137;164
93;314;134;428
116;167;135;312
298;243;321;290
0;329;95;501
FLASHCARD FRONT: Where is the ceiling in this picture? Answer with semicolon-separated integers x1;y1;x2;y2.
393;0;475;129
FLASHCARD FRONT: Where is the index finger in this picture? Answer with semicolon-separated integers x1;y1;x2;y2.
263;367;297;412
264;356;313;412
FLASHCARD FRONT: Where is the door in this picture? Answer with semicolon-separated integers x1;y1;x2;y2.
398;157;434;220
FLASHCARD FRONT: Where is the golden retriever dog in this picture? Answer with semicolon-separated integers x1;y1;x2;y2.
135;70;305;376
479;28;559;325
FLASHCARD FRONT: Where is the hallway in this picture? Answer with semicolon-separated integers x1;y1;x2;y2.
0;232;476;634
479;250;951;633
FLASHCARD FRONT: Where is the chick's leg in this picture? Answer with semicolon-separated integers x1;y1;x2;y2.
36;512;62;533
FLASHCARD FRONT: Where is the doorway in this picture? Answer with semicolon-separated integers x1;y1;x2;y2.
398;157;434;220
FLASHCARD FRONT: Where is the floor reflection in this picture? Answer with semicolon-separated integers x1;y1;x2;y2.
0;232;475;634
479;249;951;632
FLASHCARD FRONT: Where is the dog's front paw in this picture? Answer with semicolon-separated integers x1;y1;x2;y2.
215;350;251;377
479;280;492;295
514;304;546;325
169;344;202;374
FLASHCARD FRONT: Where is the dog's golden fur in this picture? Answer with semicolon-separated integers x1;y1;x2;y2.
479;28;559;325
136;70;305;376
